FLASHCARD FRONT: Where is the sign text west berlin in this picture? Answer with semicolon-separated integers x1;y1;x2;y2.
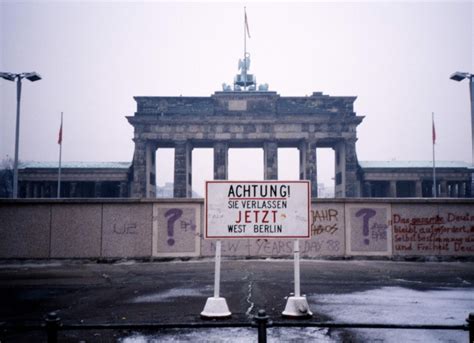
205;181;311;239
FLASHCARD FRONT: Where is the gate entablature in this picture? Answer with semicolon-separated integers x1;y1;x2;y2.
127;91;363;199
133;91;357;117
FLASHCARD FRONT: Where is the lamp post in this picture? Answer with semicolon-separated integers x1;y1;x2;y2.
450;71;474;163
0;71;42;198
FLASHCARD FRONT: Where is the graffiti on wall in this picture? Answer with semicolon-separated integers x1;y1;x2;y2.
392;205;474;255
306;206;344;255
113;223;138;235
153;205;198;255
155;203;473;257
348;205;390;254
251;238;342;255
100;204;154;258
246;204;344;257
204;240;251;256
202;204;345;257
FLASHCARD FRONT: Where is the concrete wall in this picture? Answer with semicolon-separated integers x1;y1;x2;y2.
0;199;473;259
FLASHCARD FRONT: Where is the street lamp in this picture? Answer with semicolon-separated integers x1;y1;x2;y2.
450;71;474;164
0;71;42;198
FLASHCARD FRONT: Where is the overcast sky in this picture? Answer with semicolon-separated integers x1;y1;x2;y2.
0;1;472;195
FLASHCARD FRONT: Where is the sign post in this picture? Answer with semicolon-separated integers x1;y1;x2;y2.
282;239;313;317
202;180;312;318
294;240;301;298
201;240;231;318
214;240;222;299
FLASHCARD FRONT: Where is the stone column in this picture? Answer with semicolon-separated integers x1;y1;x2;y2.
459;182;466;198
33;183;39;198
44;183;51;198
448;183;455;197
415;180;422;197
334;142;344;198
466;180;472;198
131;139;147;197
38;184;44;198
344;139;359;197
70;182;77;197
440;180;447;197
213;142;228;180
264;141;278;180
334;139;359;197
389;181;397;198
94;182;102;198
146;143;156;198
174;140;192;198
299;140;317;197
131;139;156;198
51;183;57;198
363;181;372;197
119;181;128;198
299;142;306;181
26;182;32;198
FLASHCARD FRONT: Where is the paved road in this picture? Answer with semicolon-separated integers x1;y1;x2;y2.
0;259;473;342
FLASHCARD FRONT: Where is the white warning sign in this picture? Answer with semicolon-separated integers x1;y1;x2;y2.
205;181;311;239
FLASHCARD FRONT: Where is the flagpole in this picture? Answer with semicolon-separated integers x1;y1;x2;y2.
243;7;247;91
57;112;63;198
432;112;437;198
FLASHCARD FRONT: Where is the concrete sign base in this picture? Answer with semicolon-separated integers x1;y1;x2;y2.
200;297;232;318
282;296;313;318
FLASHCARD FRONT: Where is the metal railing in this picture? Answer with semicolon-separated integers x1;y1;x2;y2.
1;310;472;343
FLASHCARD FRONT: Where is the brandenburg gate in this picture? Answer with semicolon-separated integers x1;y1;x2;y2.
127;90;363;199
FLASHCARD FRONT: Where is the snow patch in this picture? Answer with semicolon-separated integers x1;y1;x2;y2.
120;327;338;342
310;286;473;342
456;277;472;285
245;280;255;317
114;260;137;266
129;288;204;303
392;278;423;284
310;286;474;325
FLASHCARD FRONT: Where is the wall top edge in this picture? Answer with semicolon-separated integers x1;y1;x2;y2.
1;198;474;205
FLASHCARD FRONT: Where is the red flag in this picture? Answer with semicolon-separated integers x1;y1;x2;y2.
432;117;436;144
245;9;251;38
58;121;62;145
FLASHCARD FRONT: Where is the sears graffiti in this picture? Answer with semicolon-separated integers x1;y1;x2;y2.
254;238;341;255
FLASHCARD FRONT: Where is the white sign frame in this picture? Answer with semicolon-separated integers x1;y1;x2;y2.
205;180;311;239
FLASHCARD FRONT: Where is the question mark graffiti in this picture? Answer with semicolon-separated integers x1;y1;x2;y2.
165;209;183;246
355;208;376;245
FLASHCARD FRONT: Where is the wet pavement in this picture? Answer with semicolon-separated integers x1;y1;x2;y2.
0;259;473;342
